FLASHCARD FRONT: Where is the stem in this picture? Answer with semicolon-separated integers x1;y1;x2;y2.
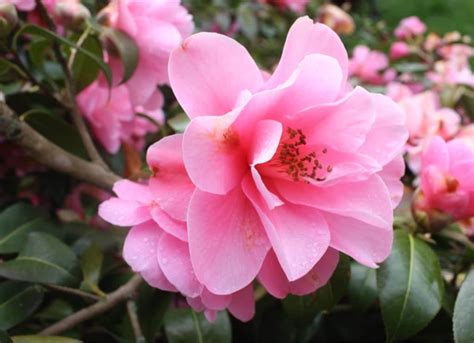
39;274;143;336
35;0;109;169
0;101;120;190
68;25;93;70
190;310;204;343
127;300;145;343
45;283;101;302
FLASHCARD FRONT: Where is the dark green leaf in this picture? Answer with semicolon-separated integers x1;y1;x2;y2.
28;37;51;68
314;254;350;311
282;294;319;323
22;110;88;159
71;33;102;92
35;299;74;321
0;330;12;343
13;24;112;88
138;287;172;342
0;232;79;286
0;59;27;78
0;281;44;330
349;262;377;313
377;230;444;342
80;243;104;295
0;203;46;254
11;336;81;343
100;28;138;84
164;309;231;343
453;269;474;343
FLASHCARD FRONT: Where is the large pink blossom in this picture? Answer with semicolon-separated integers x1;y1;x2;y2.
99;0;193;106
394;16;426;40
77;80;164;154
160;17;407;296
2;0;35;11
415;136;474;221
349;45;389;84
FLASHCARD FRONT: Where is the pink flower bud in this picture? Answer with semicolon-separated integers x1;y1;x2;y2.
390;41;411;60
0;2;17;37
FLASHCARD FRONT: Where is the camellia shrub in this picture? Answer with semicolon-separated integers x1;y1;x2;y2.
0;0;473;342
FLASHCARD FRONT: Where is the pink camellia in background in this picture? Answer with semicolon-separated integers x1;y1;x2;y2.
390;41;411;60
349;45;389;84
98;0;193;106
77;80;164;154
2;0;35;11
259;0;309;14
413;136;474;225
394;16;426;39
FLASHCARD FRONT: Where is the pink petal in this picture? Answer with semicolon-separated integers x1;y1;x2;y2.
99;198;150;226
452;160;474;191
188;187;270;294
447;139;474;168
149;206;187;242
147;134;194;221
324;212;393;268
250;120;282;165
291;87;375;153
123;221;161;272
358;94;408;165
157;233;203;297
200;288;232;310
113;180;153;203
228;284;255;322
183;111;247;194
422;136;449;171
251;167;283;210
265;17;348;89
242;176;330;281
141;262;177;292
169;32;264;118
275;174;393;228
378;155;406;208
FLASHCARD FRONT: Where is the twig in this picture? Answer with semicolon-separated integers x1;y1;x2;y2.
35;0;109;169
39;274;143;335
45;283;101;302
127;300;146;343
0;101;120;190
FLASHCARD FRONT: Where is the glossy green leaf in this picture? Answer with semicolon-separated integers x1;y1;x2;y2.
314;254;350;311
11;336;82;343
164;309;231;343
0;232;79;286
377;230;444;342
71;33;103;92
13;24;112;88
80;243;104;295
453;269;474;343
22;110;88;159
349;262;377;313
100;27;138;84
0;203;45;254
28;37;51;68
282;294;319;323
35;299;74;321
138;287;172;342
0;330;12;343
0;281;44;330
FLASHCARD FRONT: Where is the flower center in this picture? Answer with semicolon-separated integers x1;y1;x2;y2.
269;127;332;183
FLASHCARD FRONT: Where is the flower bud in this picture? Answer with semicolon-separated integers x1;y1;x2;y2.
0;3;18;37
55;0;90;30
318;4;355;35
412;189;455;233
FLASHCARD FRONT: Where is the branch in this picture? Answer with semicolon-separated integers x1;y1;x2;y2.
35;0;109;169
45;283;101;302
0;101;120;190
39;274;143;336
127;300;145;343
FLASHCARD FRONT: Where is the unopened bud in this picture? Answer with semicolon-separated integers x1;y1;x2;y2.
55;1;90;30
0;3;18;37
412;189;455;233
317;4;355;35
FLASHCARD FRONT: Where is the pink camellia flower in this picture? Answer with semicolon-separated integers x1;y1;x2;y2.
394;16;426;40
98;0;193;107
77;80;164;154
162;16;407;297
414;136;474;223
390;41;411;60
259;0;309;13
349;45;389;84
385;82;413;102
456;124;474;151
399;91;460;172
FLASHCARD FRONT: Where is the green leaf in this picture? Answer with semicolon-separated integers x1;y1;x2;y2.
0;281;44;330
0;59;28;78
138;287;172;342
314;254;350;311
13;24;112;88
168;112;190;133
393;62;429;73
11;336;82;343
453;269;474;343
28;37;51;68
0;203;46;254
349;262;377;313
22;110;88;159
100;28;138;84
35;299;74;321
282;294;319;323
80;243;104;295
164;309;231;343
377;230;444;342
0;232;79;286
71;33;103;92
0;330;12;343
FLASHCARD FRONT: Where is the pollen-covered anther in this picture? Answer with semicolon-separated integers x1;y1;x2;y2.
274;127;332;182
